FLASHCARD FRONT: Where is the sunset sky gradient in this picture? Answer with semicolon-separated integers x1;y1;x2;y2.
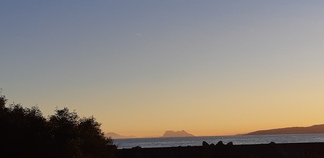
1;1;324;137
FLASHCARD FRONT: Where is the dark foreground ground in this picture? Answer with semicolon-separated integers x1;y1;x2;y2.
117;142;324;158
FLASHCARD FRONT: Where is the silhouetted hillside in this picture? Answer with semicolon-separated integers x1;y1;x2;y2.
162;130;194;137
247;124;324;135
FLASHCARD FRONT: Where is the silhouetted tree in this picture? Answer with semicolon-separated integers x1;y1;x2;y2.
0;94;115;158
49;108;81;157
0;94;6;109
78;116;115;158
0;102;50;157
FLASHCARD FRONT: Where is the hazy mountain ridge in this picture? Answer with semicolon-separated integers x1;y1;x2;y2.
105;132;134;139
247;124;324;135
162;130;195;137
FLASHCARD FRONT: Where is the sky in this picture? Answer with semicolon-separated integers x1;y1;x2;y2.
1;1;324;138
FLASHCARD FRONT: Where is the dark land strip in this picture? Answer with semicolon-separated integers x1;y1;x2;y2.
117;142;324;158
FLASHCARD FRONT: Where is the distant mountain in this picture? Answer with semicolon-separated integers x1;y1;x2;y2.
105;132;134;139
246;124;324;135
162;130;194;138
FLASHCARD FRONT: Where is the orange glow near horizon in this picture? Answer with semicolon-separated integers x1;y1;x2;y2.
99;75;324;138
104;122;324;138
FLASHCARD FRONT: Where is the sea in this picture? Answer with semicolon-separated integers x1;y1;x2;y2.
114;134;324;149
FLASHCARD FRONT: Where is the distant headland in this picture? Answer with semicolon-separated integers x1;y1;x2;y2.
162;130;195;138
246;124;324;135
106;132;134;139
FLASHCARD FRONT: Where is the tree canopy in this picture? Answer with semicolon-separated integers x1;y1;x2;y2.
0;94;116;158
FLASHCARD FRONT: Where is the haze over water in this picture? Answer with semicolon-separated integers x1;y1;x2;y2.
1;1;324;137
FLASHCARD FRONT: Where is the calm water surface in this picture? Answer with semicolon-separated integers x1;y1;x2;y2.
114;134;324;149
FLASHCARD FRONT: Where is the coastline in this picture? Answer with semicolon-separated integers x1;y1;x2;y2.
114;133;324;149
117;142;324;158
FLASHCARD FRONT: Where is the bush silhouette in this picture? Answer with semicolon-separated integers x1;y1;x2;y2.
0;94;116;158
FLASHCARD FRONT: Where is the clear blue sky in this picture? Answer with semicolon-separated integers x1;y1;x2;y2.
1;1;324;137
